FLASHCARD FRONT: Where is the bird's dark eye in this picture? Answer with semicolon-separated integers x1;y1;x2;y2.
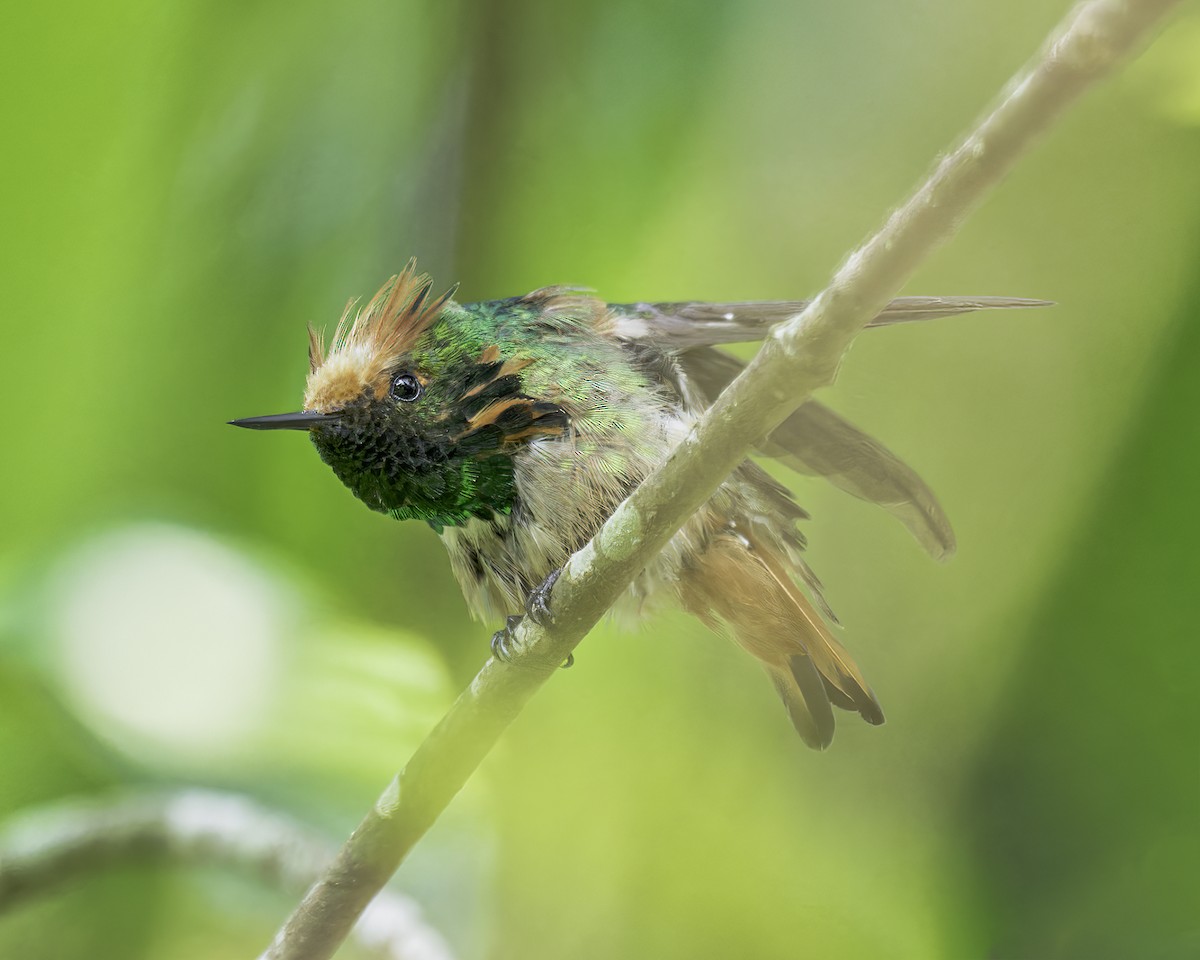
390;373;423;402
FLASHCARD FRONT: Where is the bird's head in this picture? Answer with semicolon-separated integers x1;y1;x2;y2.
230;261;569;530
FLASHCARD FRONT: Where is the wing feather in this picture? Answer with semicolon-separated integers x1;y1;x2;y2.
682;347;955;559
609;296;1050;348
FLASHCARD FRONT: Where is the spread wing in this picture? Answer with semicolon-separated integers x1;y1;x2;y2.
609;294;1047;558
608;296;1050;349
609;296;1051;559
679;347;957;560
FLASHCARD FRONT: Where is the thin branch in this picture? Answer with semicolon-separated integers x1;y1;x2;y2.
0;790;454;960
262;2;1181;958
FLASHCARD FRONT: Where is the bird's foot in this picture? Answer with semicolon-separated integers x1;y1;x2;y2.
490;615;524;663
490;569;572;668
525;567;562;627
527;568;572;668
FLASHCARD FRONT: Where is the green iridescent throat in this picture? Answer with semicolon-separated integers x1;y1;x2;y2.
310;409;517;532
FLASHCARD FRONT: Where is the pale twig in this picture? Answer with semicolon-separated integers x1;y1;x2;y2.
0;790;454;960
261;2;1182;958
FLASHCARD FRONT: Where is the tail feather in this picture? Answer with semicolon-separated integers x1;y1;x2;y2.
680;530;884;748
746;531;885;726
821;674;859;713
769;657;835;750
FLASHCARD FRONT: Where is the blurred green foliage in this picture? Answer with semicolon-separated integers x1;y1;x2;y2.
1;1;1197;958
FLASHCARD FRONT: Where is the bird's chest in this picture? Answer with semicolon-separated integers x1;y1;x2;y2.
438;412;687;621
437;441;635;618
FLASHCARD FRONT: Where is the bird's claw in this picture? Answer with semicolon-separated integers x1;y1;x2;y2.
492;570;573;669
525;567;562;627
490;614;524;662
528;568;573;668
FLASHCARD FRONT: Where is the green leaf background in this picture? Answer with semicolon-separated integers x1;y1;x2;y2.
1;1;1196;957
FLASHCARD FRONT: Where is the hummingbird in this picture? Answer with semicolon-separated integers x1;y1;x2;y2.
231;260;1045;749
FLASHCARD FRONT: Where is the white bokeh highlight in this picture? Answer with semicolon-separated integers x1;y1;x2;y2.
46;524;290;760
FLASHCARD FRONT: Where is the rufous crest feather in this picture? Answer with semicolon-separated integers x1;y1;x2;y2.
304;260;458;413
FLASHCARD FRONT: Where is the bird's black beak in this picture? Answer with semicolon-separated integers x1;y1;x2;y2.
228;411;341;431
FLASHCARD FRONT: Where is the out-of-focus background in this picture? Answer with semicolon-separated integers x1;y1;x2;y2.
2;1;1197;957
